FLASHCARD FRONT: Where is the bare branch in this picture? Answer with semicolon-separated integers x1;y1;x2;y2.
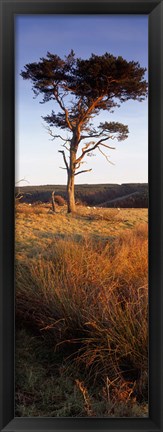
98;147;115;165
44;124;69;143
15;194;24;201
53;134;69;142
79;132;103;141
58;150;69;172
81;141;93;154
75;169;92;176
75;161;86;170
62;143;70;152
100;142;116;150
15;178;30;185
79;134;116;149
76;136;111;164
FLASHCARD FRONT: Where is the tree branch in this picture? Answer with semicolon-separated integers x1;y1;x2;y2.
62;143;70;152
44;124;69;143
53;134;69;142
98;147;115;165
58;150;69;172
79;132;103;141
74;169;92;176
15;178;30;185
79;95;104;125
100;142;116;150
54;90;73;131
76;136;112;164
75;161;86;170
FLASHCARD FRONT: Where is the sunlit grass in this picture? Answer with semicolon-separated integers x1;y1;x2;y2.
15;204;148;417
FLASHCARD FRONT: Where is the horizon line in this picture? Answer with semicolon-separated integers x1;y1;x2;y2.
16;181;148;187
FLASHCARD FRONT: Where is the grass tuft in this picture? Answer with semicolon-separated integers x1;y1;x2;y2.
16;218;148;415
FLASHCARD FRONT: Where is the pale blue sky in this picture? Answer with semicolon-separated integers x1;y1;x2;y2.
15;15;148;185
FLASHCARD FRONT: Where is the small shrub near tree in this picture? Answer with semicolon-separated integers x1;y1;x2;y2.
54;195;66;206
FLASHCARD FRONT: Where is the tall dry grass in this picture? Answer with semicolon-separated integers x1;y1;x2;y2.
16;223;148;403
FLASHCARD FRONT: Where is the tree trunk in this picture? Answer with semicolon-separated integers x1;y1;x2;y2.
67;172;75;213
67;149;76;213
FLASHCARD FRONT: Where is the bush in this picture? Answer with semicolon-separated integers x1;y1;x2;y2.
54;195;66;206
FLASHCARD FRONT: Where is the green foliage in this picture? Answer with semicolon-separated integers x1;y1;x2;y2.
99;122;129;141
21;52;147;125
21;50;147;152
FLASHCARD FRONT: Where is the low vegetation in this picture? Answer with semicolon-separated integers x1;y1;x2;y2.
15;203;148;417
15;183;148;208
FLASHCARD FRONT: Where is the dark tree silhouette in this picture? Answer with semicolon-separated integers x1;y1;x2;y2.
21;51;147;213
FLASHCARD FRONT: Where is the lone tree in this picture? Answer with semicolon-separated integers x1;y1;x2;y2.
21;51;147;213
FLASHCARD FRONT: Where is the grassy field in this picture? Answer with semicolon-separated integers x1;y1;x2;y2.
15;203;148;417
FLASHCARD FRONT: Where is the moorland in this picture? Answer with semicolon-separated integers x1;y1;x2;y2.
15;182;148;208
15;184;148;417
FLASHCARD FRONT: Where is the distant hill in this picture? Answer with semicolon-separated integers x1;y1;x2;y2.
15;183;148;208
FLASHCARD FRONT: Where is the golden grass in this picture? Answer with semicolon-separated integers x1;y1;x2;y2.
15;203;147;258
15;203;148;416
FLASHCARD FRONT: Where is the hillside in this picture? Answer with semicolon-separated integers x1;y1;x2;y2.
15;204;148;417
16;183;148;208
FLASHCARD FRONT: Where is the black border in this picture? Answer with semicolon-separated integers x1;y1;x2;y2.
0;1;163;431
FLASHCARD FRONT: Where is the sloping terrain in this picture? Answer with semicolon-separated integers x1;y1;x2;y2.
15;204;148;417
16;183;148;208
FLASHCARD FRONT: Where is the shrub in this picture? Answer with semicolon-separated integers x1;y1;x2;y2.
54;195;66;206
